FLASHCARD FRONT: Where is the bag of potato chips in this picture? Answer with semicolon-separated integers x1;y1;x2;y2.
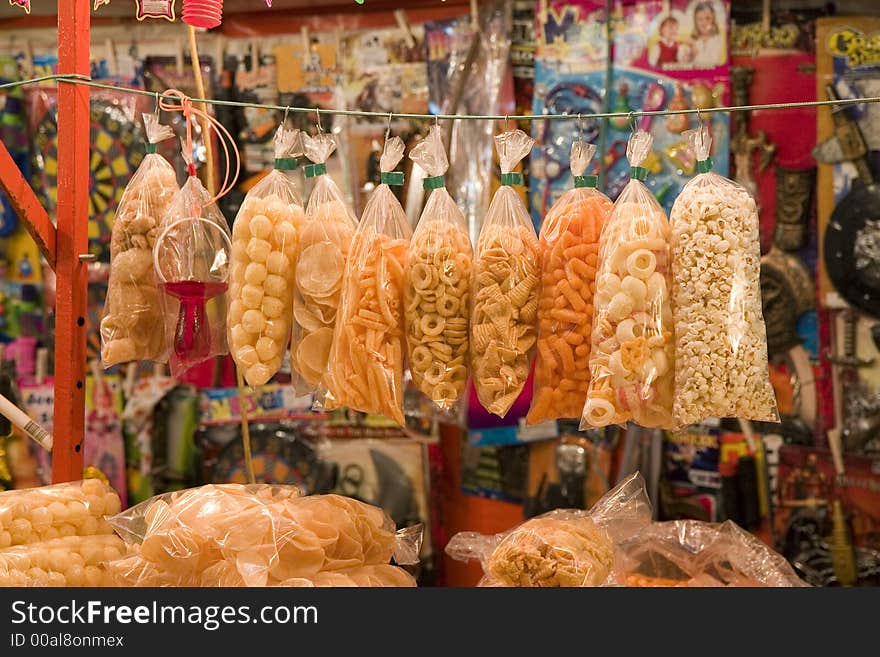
101;113;178;368
471;128;540;418
405;125;473;411
324;137;411;424
290;133;358;396
228;125;305;386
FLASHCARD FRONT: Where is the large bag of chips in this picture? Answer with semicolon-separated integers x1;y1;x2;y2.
527;142;613;425
289;133;358;395
228;125;305;386
405;125;473;411
670;125;778;426
580;131;675;430
324;137;411;424
470;129;540;418
101;113;178;367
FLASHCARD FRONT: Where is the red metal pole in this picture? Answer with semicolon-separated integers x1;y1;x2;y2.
0;142;56;269
52;0;90;482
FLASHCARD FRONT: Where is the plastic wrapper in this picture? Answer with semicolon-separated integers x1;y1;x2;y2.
290;133;358;395
527;142;613;424
611;520;807;587
153;161;232;377
228;126;305;386
405;126;473;410
105;484;421;587
470;129;540;418
581;131;675;430
670;125;778;425
0;534;126;587
100;113;178;367
0;479;121;548
324;137;411;424
276;564;416;588
446;472;652;587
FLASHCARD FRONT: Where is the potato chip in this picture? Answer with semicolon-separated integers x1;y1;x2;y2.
297;243;344;296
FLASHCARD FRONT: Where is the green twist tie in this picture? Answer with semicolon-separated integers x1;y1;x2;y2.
145;143;157;154
574;175;598;189
630;166;648;182
381;171;405;186
275;157;299;170
423;175;445;190
696;158;713;174
304;163;326;178
501;172;523;186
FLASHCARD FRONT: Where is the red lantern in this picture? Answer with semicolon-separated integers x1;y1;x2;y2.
181;0;224;29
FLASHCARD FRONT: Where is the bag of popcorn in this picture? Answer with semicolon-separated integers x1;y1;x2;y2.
471;128;540;418
228;125;305;386
669;124;778;425
580;130;675;430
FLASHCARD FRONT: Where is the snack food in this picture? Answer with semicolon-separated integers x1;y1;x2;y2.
324;137;411;424
670;124;778;425
405;125;473;410
471;129;540;417
581;131;676;430
276;564;416;587
527;141;613;424
101;113;178;367
228;125;305;386
0;534;126;587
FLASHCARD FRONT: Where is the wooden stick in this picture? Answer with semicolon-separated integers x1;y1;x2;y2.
237;369;256;485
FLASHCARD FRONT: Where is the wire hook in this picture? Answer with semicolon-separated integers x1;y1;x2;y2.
283;105;290;125
315;106;323;133
578;113;583;142
154;91;160;114
628;111;637;134
386;111;393;141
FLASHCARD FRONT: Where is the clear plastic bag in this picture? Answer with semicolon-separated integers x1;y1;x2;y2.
275;564;417;588
470;129;540;418
405;125;473;411
0;534;126;587
290;133;358;395
324;137;412;424
581;131;676;430
0;479;121;548
228;125;305;386
101;113;178;368
105;484;421;587
612;519;807;587
445;472;652;587
670;124;778;425
527;142;613;425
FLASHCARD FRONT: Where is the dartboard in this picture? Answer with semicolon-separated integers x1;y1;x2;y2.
31;99;144;261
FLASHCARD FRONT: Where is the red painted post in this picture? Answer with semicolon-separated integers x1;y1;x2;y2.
52;0;90;482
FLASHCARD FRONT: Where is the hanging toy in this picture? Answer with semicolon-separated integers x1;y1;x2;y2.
638;82;667;132
609;82;634;131
181;0;223;29
665;83;690;134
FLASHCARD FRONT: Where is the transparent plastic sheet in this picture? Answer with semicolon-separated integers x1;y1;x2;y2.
470;129;540;418
100;113;178;368
405;126;473;411
0;479;121;548
445;472;652;587
0;534;127;587
324;137;412;424
290;133;358;397
527;142;613;425
611;519;807;587
670;125;779;425
581;131;676;430
228;126;305;386
105;484;421;587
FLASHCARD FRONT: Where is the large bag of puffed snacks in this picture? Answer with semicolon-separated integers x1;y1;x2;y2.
669;124;778;425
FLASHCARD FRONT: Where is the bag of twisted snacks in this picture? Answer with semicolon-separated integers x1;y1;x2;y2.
471;129;540;418
290;133;358;396
228;125;305;386
580;131;675;430
324;137;411;424
101;113;178;367
405;125;473;411
670;124;778;426
527;141;613;425
445;472;651;587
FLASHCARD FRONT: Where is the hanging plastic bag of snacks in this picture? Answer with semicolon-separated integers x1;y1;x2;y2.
670;124;778;425
405;125;473;411
100;113;178;368
580;130;675;430
527;141;613;425
324;137;411;424
228;125;305;386
289;133;358;395
471;129;540;418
